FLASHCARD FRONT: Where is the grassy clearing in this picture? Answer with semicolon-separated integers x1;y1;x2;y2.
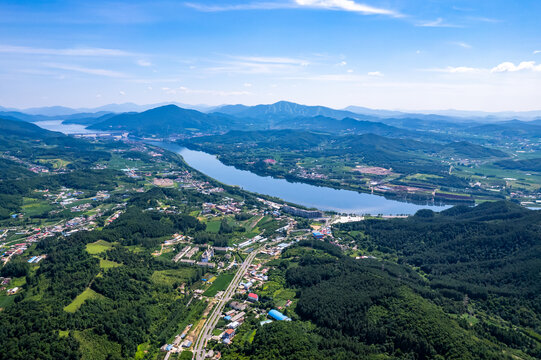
86;240;113;255
206;219;221;233
99;259;122;269
151;268;197;287
203;273;235;297
64;288;102;313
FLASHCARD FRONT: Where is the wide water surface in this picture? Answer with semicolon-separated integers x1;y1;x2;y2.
155;142;451;215
33;121;451;215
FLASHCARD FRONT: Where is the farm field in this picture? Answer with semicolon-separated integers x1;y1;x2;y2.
202;273;235;297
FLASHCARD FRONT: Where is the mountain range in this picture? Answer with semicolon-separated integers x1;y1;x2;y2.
2;101;541;121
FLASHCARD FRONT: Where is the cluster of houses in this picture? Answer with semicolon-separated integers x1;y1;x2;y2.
174;171;225;195
201;199;243;215
160;324;197;358
295;166;328;180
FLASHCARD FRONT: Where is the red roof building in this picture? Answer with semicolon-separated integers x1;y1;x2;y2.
247;292;259;302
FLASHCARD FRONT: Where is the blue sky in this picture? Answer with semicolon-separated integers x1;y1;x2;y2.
1;0;540;111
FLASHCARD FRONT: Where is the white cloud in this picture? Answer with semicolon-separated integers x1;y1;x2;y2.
119;91;126;95
417;18;461;28
186;0;401;17
534;50;541;54
337;61;347;66
137;59;152;66
294;0;400;16
244;82;253;87
45;63;128;77
491;61;541;73
0;44;134;57
347;69;354;73
367;71;383;76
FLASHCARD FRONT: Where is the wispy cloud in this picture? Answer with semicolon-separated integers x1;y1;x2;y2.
186;0;401;17
184;2;296;11
206;55;309;74
0;44;134;57
466;16;501;23
491;61;541;73
453;41;472;49
162;86;250;96
137;59;152;66
427;66;480;73
233;55;309;66
294;0;400;16
45;63;128;78
534;50;541;54
367;71;383;77
416;18;462;28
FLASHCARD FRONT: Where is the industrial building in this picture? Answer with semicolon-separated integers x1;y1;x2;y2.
282;205;323;218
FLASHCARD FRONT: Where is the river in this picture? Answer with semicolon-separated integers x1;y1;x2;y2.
35;120;451;215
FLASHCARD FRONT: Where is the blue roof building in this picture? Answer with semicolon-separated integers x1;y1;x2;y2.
268;309;291;321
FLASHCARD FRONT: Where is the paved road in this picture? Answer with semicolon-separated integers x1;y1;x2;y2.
193;249;260;360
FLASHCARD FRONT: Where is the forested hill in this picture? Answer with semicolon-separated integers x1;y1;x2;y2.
336;201;541;332
0;117;60;139
0;117;112;170
272;115;420;137
88;105;238;136
214;100;363;120
0;117;119;219
183;129;507;160
224;201;541;360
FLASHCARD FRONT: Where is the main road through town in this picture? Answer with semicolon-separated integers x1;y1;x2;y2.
193;248;260;360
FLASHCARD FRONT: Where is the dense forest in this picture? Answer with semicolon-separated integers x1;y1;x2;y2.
223;224;541;359
0;199;208;360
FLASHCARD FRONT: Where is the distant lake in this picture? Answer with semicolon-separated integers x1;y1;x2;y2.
34;120;97;134
154;142;452;216
33;121;451;215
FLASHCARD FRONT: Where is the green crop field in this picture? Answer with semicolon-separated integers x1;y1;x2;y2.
202;273;235;297
86;240;114;254
21;197;53;217
64;288;102;313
